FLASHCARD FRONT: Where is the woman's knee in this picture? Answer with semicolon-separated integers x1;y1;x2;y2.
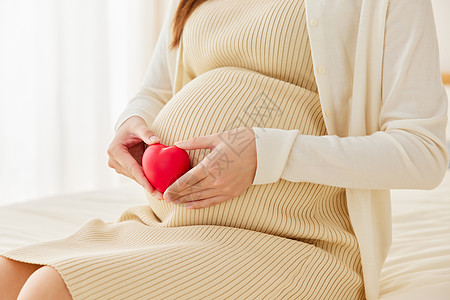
18;266;72;300
0;256;43;300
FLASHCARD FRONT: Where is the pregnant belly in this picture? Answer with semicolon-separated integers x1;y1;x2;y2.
147;67;327;233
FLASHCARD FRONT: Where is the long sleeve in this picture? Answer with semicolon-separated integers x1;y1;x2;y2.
252;0;449;190
114;3;175;132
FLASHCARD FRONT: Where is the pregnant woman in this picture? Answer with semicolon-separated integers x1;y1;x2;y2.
1;0;448;299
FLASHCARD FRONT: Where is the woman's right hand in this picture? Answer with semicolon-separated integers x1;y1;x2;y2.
107;116;164;200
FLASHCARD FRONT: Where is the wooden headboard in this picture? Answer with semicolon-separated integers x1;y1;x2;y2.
442;73;450;85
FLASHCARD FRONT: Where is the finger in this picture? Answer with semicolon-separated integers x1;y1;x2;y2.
107;157;119;170
147;189;163;201
132;167;154;194
174;134;218;150
183;195;229;209
165;167;212;201
167;176;209;201
123;166;154;194
163;163;209;200
172;188;216;204
108;157;135;179
151;189;164;200
134;123;160;145
109;145;156;193
108;159;127;176
110;160;145;190
115;147;154;193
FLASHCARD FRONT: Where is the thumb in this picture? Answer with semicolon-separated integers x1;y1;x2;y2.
175;135;217;150
135;123;160;145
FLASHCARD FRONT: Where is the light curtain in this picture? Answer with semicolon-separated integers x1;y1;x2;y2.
0;0;169;205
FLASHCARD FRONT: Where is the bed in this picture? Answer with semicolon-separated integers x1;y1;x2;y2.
1;171;449;299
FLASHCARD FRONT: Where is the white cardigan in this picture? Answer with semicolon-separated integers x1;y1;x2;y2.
115;0;449;298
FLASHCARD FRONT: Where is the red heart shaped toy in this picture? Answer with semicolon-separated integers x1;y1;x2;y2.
142;143;191;193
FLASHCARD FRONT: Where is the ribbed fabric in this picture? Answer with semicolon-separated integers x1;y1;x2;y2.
1;0;365;299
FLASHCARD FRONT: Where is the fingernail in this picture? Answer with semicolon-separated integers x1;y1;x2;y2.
185;202;194;209
150;136;160;143
175;141;185;147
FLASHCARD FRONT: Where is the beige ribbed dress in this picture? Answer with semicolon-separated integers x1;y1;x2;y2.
1;0;365;299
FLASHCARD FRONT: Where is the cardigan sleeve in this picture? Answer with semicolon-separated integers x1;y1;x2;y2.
113;4;174;133
251;0;449;190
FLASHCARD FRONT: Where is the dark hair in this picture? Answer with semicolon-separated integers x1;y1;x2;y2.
170;0;208;49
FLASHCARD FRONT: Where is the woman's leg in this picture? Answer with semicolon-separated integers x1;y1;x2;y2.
18;266;72;300
0;257;42;300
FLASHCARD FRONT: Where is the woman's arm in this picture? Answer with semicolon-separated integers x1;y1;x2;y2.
251;0;449;190
108;1;179;199
114;1;176;132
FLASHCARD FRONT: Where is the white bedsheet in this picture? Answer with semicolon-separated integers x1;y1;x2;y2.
1;172;450;299
0;185;145;251
379;170;450;300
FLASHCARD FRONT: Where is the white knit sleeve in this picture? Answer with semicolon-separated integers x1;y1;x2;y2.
114;3;175;132
251;0;448;190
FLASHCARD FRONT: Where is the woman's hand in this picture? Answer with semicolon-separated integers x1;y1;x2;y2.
163;127;257;209
107;116;164;200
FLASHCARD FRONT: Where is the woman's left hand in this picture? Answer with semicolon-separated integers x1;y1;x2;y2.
163;127;257;209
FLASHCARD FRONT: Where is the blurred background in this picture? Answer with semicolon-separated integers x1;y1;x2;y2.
0;0;169;205
0;0;449;206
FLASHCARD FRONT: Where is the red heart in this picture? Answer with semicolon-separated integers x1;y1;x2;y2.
142;143;191;193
